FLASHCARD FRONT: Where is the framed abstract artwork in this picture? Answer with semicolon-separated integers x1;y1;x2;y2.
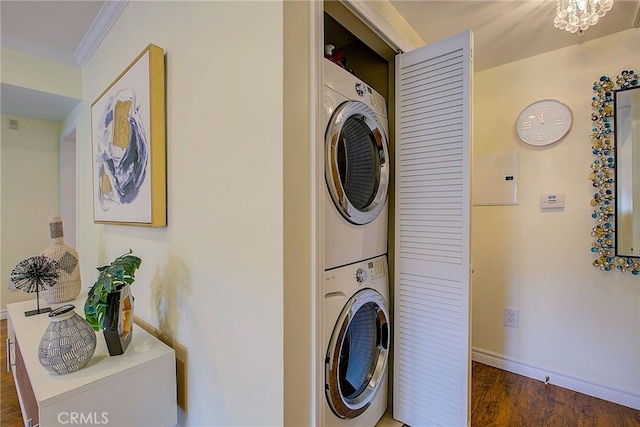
91;44;166;227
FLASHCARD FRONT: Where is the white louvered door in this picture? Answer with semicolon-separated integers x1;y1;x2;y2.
393;30;473;427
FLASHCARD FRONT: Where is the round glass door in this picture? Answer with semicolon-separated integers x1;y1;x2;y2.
325;101;389;225
325;288;389;419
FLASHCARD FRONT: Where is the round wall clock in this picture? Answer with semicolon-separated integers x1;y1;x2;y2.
516;99;573;146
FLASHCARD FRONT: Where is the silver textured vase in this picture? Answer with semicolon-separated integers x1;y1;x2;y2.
38;304;97;375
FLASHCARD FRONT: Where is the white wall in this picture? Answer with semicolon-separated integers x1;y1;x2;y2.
1;115;61;309
283;1;315;425
1;47;82;99
472;28;640;408
76;2;284;425
59;126;76;247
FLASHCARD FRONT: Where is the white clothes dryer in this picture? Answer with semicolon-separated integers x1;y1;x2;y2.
323;59;390;270
322;255;390;427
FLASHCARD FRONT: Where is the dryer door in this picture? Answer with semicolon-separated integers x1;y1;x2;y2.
325;288;389;419
325;101;389;225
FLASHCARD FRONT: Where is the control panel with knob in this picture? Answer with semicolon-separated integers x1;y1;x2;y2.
355;268;368;283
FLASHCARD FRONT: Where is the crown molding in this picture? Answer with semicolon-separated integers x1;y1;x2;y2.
74;0;129;67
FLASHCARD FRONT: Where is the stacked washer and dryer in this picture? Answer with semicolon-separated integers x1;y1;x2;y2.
322;57;391;427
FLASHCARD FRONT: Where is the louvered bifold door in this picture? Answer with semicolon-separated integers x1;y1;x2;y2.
393;30;473;427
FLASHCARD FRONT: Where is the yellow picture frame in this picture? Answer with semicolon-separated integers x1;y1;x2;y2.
91;44;166;227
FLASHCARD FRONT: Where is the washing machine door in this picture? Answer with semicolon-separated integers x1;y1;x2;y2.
325;288;390;419
325;101;389;225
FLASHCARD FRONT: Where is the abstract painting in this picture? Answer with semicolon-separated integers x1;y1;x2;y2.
91;44;166;226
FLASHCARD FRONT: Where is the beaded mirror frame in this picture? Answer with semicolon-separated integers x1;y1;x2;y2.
590;70;639;274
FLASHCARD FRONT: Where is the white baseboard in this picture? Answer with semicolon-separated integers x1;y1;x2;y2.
0;309;6;321
472;347;640;410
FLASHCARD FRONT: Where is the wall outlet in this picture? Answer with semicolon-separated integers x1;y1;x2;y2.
504;307;519;328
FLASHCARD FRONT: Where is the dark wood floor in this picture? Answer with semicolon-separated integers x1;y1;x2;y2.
471;361;640;426
2;319;639;426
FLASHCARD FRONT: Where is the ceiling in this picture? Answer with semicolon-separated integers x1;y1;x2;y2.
1;0;106;66
390;0;640;71
0;0;118;122
2;0;638;70
1;0;639;122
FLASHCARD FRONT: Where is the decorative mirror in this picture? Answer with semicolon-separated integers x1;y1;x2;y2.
615;86;640;258
590;70;639;274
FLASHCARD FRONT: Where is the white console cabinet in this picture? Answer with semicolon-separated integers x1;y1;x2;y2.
6;297;177;427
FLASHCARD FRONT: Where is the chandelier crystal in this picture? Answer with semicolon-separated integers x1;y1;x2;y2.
554;0;614;34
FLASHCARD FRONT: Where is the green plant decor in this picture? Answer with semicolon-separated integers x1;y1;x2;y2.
84;250;142;331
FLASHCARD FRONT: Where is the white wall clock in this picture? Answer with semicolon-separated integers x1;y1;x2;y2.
516;99;573;146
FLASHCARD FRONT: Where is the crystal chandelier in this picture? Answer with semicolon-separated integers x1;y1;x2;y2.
554;0;614;34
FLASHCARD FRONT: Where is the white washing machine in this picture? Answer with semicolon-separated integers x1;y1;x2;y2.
323;255;390;427
323;58;390;270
